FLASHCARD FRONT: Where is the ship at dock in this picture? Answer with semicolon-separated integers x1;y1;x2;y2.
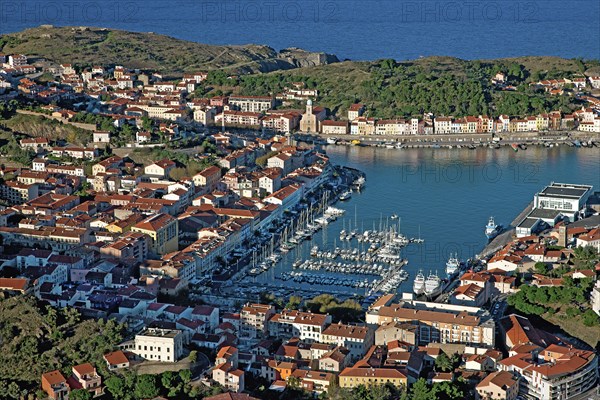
413;270;425;295
424;271;442;298
445;253;460;279
485;216;501;240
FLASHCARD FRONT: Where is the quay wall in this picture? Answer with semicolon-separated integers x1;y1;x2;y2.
299;130;598;145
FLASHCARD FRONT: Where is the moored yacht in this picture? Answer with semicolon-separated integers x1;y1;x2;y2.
339;190;352;201
445;253;460;278
413;270;425;295
424;271;442;298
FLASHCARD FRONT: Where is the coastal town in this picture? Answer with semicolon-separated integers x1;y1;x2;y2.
0;47;599;400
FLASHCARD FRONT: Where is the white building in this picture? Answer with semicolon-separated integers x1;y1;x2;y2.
500;346;598;400
228;95;274;112
93;131;111;143
592;280;600;316
129;328;184;362
533;182;593;221
517;182;593;237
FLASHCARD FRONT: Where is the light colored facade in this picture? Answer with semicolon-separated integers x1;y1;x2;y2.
240;303;276;339
375;120;410;135
130;328;185;362
500;347;598;400
476;371;519;400
339;367;407;389
145;159;176;178
300;100;326;133
592;280;600;316
321;323;374;361
374;321;418;346
533;182;592;221
321;120;349;135
229;95;274;112
212;362;245;392
131;213;179;255
71;363;102;397
366;299;495;347
268;309;331;343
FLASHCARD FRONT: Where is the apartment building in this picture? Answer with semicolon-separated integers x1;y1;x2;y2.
366;299;495;347
476;371;519;400
131;213;179;255
321;323;374;361
130;328;185;362
339;367;408;389
240;303;276;339
228;95;274;112
268;309;332;343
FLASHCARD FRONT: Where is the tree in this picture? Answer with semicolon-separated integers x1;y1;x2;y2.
161;371;176;390
6;381;20;399
410;379;431;400
70;389;92;400
105;376;126;399
435;352;453;372
286;295;303;310
534;262;549;275
169;167;187;181
582;309;599;327
432;381;464;400
134;375;159;399
188;350;198;364
179;369;192;384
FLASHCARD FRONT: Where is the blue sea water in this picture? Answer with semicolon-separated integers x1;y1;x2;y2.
0;0;598;60
256;146;600;295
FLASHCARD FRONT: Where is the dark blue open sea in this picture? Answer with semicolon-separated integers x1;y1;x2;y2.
1;0;599;60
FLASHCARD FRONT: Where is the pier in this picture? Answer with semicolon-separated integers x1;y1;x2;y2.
477;201;534;259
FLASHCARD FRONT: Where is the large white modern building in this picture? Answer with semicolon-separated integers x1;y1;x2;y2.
517;183;593;237
127;328;185;362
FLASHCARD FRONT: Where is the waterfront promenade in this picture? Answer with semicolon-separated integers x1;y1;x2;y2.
297;130;597;147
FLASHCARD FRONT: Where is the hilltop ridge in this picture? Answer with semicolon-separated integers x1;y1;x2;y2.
0;25;339;76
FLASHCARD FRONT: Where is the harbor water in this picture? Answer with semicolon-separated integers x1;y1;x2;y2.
255;146;600;297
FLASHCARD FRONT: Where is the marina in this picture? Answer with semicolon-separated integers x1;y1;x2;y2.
235;146;599;302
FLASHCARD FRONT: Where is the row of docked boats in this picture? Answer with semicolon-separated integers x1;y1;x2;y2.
278;271;377;289
279;266;410;293
412;254;467;299
310;246;406;265
413;254;464;298
293;259;394;275
413;270;442;298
